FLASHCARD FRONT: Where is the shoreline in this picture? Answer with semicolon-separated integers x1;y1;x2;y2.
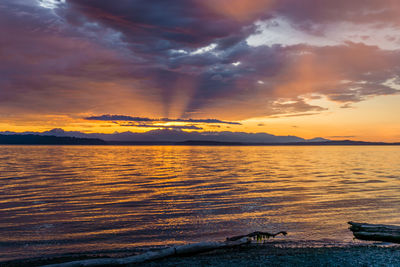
2;242;400;267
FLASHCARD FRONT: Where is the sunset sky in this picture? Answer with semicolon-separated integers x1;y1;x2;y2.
1;0;400;141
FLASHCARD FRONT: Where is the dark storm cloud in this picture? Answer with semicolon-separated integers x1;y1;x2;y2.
87;115;152;122
85;115;241;125
65;0;254;48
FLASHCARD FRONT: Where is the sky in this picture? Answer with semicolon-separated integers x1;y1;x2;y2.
1;0;400;141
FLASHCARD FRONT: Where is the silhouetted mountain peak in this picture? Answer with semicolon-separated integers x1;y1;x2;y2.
307;137;329;142
46;128;65;134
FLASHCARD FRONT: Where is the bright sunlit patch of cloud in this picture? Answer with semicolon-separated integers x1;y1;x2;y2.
190;43;217;55
274;99;298;105
383;77;400;90
247;17;336;48
170;49;188;55
232;61;241;66
247;17;400;50
37;0;65;9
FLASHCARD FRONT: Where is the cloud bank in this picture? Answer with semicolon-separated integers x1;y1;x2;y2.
85;114;241;124
1;0;400;123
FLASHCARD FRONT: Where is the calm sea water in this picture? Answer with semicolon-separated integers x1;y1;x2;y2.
1;145;400;261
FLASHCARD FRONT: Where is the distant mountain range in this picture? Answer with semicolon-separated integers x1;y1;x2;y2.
0;128;328;143
0;129;399;145
0;133;106;145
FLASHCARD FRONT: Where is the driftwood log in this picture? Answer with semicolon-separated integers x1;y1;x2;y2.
349;221;400;243
226;231;287;241
41;231;287;267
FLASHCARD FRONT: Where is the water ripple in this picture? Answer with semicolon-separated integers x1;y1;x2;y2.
1;145;400;261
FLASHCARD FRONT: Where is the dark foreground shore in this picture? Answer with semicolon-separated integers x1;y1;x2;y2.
138;245;400;267
3;244;400;267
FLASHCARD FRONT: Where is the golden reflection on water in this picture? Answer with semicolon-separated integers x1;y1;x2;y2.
1;145;400;260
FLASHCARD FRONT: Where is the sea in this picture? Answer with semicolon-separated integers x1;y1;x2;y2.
1;145;400;261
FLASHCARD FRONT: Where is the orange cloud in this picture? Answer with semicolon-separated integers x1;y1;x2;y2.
200;0;275;21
